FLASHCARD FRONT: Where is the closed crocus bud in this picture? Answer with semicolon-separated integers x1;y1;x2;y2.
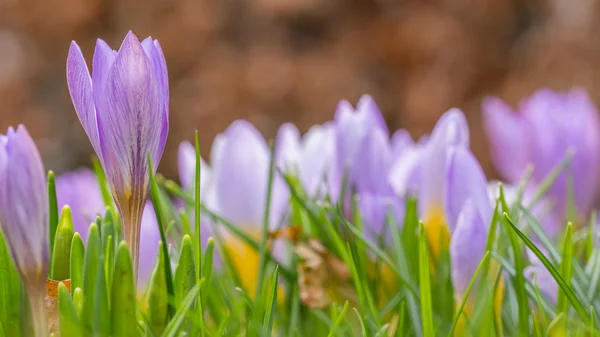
333;95;388;199
482;88;600;221
275;122;335;197
66;31;169;279
0;125;48;336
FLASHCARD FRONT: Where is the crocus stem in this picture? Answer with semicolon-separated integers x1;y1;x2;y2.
122;211;142;287
28;287;48;337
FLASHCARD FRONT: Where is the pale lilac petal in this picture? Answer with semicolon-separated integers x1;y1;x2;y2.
275;123;302;172
388;145;422;197
138;202;161;286
419;108;469;217
56;168;106;239
445;146;491;232
391;129;414;158
481;97;530;182
525;248;558;304
299;123;335;196
356;94;388;134
177;141;210;193
0;125;48;283
67;41;101;158
355;128;393;194
97;31;163;205
450;200;488;295
92;39;116;117
358;192;404;238
213;120;270;227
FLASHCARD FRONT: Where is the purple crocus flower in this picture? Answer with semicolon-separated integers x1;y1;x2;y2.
0;125;48;336
388;108;470;256
275;122;335;197
482;88;600;222
332;95;388;200
446;146;492;296
66;31;169;278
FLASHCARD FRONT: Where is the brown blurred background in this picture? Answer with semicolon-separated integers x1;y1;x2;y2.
1;0;599;179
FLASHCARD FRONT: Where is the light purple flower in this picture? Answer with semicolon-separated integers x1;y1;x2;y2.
56;168;106;240
524;248;558;305
0;125;49;288
178;141;211;194
333;95;388;198
446;146;492;294
275;122;335;197
211;120;287;230
483;88;600;220
66;31;169;276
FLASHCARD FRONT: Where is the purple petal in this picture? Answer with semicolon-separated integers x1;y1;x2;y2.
444;146;491;232
358;192;404;239
177;141;210;193
481;96;530;182
388;144;422;197
212;120;271;226
356;94;388;134
97;31;163;207
450;200;488;295
419;108;469;217
391;129;414;158
525;248;558;304
299;123;335;196
138;202;161;287
67;41;102;159
275;122;302;171
0;125;48;284
92;39;116;118
56;168;106;239
355;128;393;194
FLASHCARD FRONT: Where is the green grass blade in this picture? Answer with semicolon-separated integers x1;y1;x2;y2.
161;282;202;337
147;242;169;336
51;206;74;281
262;266;279;335
82;223;101;333
447;251;490;337
111;242;138;337
70;233;85;293
256;141;276;298
557;222;574;317
58;282;83;336
503;213;591;325
193;131;205;337
48;171;58;275
418;222;434;337
327;301;350;337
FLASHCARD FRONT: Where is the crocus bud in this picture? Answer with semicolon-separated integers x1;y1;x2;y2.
66;31;169;279
0;125;49;336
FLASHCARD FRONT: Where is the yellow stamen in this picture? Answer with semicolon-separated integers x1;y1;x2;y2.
424;206;450;260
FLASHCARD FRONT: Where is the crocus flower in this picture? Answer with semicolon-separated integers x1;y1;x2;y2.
332;95;388;200
55;168;160;287
482;88;600;223
210;120;289;296
66;31;169;278
0;125;48;336
388;108;470;257
275;122;335;197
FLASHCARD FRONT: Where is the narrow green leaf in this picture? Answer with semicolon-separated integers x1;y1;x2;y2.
93;256;110;336
0;230;21;336
202;238;214;283
104;235;113;300
51;206;74;281
526;150;574;209
503;213;591;324
256;141;276;298
147;241;169;336
193;131;205;337
70;233;85;293
262;266;279;335
418;222;434;337
174;235;196;307
161;283;202;337
557;222;574;318
447;252;490;337
58;282;83;336
73;288;83;319
353;308;367;337
148;156;175;318
92;157;121;240
48;171;59;274
327;301;350;337
111;242;138;337
82;223;101;333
